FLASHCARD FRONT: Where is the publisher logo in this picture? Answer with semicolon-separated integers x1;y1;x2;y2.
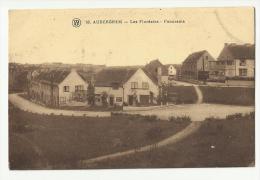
72;18;81;28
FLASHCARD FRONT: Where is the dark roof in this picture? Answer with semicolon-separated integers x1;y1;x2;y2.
35;69;89;85
95;68;137;87
183;50;207;64
77;71;93;82
36;70;70;85
144;59;168;76
95;67;158;87
223;44;255;60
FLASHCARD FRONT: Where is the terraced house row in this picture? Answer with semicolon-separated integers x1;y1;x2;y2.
27;60;169;107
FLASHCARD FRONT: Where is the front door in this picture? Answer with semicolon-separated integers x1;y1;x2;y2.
128;95;133;106
109;96;114;106
140;95;150;105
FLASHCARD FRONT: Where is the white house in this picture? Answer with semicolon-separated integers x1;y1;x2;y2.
166;64;177;76
29;69;90;107
94;67;159;106
213;43;255;78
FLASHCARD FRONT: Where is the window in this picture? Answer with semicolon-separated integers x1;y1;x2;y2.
75;85;84;91
63;86;70;92
240;60;246;66
227;61;234;65
131;82;138;89
239;69;247;76
116;97;123;102
142;82;149;89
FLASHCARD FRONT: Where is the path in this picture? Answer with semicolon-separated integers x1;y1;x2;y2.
126;103;254;121
9;93;111;117
170;79;203;104
194;85;203;104
79;121;202;166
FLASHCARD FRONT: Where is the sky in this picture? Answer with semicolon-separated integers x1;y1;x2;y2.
9;7;255;66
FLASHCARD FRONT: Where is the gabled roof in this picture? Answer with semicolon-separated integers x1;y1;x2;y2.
183;50;207;64
219;43;255;60
36;70;71;85
35;69;90;85
95;67;158;87
164;64;182;69
144;59;168;76
77;71;93;82
95;67;137;87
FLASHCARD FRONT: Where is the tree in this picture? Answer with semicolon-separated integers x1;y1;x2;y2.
101;91;108;107
158;84;168;105
87;81;95;106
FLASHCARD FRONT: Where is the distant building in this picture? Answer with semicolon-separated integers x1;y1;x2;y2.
144;59;168;84
165;64;177;76
94;67;159;106
211;43;255;78
29;69;90;107
181;50;216;80
164;64;182;80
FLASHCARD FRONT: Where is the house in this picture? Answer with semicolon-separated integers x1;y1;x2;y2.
144;59;168;85
212;43;255;78
181;50;216;80
165;64;177;76
164;64;182;80
94;67;159;106
29;69;90;107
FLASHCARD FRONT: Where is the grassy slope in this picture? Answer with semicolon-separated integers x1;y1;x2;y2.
9;104;190;169
91;113;255;168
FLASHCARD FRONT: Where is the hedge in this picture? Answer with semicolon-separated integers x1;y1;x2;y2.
199;86;254;105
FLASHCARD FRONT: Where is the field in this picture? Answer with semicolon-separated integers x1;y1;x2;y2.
90;113;255;168
9;103;190;170
199;86;254;105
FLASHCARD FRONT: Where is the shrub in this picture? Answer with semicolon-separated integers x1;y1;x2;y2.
226;113;243;120
168;115;191;123
199;86;254;105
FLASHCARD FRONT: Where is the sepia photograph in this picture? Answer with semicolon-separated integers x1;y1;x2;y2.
8;7;255;170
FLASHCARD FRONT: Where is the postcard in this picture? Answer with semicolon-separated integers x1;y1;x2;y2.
8;7;255;170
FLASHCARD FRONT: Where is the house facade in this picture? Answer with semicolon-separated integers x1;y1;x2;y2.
94;67;159;106
181;50;216;80
210;43;255;78
29;69;89;107
123;68;159;106
164;64;182;80
167;65;177;76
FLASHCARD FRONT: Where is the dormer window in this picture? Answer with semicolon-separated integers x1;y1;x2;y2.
111;82;120;90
